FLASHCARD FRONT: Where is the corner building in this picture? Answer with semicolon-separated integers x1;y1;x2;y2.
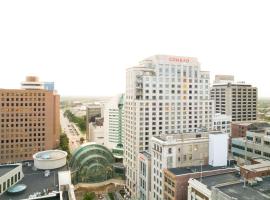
124;55;213;198
0;77;60;163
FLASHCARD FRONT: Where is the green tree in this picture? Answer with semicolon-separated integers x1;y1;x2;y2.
83;192;95;200
64;109;86;133
59;133;71;159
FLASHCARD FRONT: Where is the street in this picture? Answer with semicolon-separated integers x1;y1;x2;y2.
60;110;84;152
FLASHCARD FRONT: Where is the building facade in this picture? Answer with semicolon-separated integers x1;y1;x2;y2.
124;55;213;198
212;113;231;135
104;94;125;150
211;81;257;122
232;128;270;163
138;151;151;200
0;164;24;195
0;77;60;163
151;133;210;200
163;166;235;200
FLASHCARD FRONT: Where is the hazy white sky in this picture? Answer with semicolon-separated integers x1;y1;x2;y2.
0;0;269;97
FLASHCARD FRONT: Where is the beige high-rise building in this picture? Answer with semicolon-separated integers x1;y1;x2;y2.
211;76;257;122
0;76;60;163
124;55;214;198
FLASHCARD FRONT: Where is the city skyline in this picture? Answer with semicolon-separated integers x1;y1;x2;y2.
0;0;269;97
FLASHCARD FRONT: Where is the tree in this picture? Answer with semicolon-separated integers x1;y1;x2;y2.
80;137;85;144
83;192;95;200
59;134;71;159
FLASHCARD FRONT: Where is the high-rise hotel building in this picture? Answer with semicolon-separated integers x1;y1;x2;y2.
0;76;60;163
124;55;213;198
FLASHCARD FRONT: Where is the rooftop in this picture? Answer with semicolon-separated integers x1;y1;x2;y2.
153;132;209;143
1;161;67;200
0;164;19;177
200;172;239;188
218;176;270;200
168;164;234;176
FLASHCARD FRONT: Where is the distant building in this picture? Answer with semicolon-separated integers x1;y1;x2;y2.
232;127;270;163
86;104;103;141
0;76;60;163
211;80;257;122
43;82;55;91
104;94;125;150
213;75;234;84
88;118;104;145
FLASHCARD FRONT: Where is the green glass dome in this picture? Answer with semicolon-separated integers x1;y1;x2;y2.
69;143;115;183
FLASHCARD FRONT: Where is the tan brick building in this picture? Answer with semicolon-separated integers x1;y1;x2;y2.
0;77;60;163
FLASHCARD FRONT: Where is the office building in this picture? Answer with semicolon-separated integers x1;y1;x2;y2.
104;94;125;150
0;76;60;163
231;127;270;163
86;104;103;141
211;77;257;122
124;55;213;198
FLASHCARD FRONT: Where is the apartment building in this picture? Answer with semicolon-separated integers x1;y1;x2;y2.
124;55;213;198
0;76;60;163
232;128;270;163
211;78;257;122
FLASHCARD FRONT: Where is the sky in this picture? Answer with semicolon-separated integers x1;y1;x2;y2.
0;0;269;97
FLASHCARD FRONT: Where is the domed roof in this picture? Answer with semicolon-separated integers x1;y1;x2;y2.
69;143;115;183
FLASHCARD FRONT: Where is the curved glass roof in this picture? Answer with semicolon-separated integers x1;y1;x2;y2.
69;143;116;183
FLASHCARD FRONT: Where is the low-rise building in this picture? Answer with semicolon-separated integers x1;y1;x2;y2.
188;159;270;200
231;128;270;163
231;121;270;138
0;164;24;195
163;165;236;200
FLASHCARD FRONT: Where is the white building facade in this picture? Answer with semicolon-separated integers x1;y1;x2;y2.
124;55;214;198
212;113;231;135
151;133;210;200
104;94;125;150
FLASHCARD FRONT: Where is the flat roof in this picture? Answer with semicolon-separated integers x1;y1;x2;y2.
200;172;239;188
1;161;66;200
168;165;233;176
218;177;270;200
0;164;19;177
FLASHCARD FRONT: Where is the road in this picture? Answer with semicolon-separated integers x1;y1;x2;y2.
60;110;83;152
